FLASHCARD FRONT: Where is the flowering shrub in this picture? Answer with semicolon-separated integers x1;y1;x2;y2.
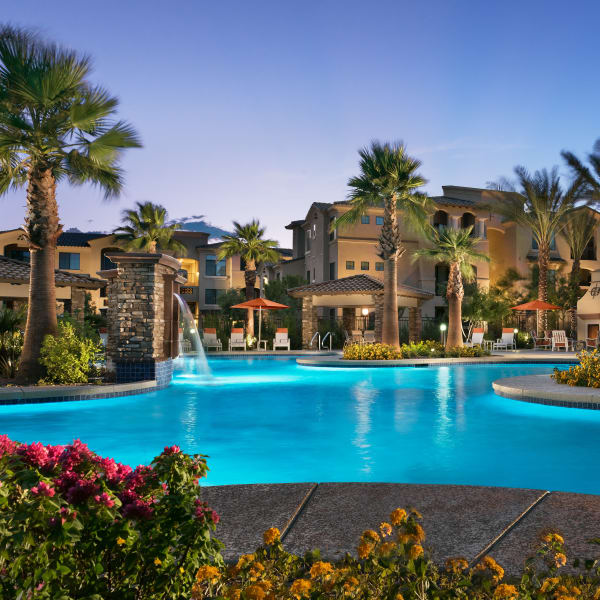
0;436;222;598
189;507;600;600
343;341;490;360
552;350;600;387
39;321;101;384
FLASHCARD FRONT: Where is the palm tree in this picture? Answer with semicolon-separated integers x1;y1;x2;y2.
562;139;600;199
335;141;430;348
487;167;585;333
0;26;141;381
217;220;280;338
414;227;489;348
562;208;597;337
113;201;186;255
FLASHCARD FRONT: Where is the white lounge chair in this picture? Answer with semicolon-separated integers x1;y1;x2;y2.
229;328;246;351
203;328;222;352
464;327;484;347
273;328;291;351
531;330;551;350
552;330;569;352
363;330;376;344
493;328;516;351
351;330;363;344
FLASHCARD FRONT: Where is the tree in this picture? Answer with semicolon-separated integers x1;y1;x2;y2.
217;220;280;337
335;141;430;348
562;139;600;200
561;208;596;337
113;201;186;254
487;167;585;333
0;26;141;381
414;226;489;348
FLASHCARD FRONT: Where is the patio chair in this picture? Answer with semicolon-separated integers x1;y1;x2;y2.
351;330;363;344
273;328;291;351
530;330;551;350
464;327;484;347
586;333;599;351
551;330;569;352
202;328;222;352
228;328;246;351
363;330;376;344
493;328;516;351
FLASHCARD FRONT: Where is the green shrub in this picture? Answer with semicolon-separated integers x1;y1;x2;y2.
343;343;402;360
343;341;490;360
552;350;600;387
39;321;101;384
0;436;222;598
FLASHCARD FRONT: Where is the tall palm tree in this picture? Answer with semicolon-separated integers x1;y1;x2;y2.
488;167;585;333
562;208;597;337
414;226;489;348
0;26;141;381
217;220;280;337
113;201;186;255
335;141;430;348
562;139;600;199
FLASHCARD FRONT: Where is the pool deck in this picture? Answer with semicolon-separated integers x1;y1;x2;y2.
203;482;600;575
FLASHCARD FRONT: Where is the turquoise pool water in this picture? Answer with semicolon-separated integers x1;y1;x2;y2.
0;358;595;493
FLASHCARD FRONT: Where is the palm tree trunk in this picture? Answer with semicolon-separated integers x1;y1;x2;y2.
446;262;464;348
244;261;256;338
569;256;581;339
379;196;402;348
538;244;549;334
17;165;61;382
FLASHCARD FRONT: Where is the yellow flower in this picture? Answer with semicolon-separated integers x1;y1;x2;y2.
413;523;426;542
543;532;565;545
357;540;374;559
245;584;266;600
154;557;162;566
379;522;392;537
361;529;380;543
226;588;242;600
195;565;221;583
408;544;424;559
445;557;469;573
398;533;419;545
378;541;396;557
395;595;404;600
342;576;359;594
236;553;255;569
540;577;559;592
390;508;407;526
554;552;567;567
263;527;280;546
116;536;126;546
248;562;265;581
493;583;518;599
475;556;504;583
310;561;334;579
289;578;312;599
180;567;185;574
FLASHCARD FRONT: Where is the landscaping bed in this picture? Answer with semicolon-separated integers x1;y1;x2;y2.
343;341;490;360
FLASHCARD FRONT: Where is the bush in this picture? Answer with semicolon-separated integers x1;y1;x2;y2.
343;341;490;360
552;350;600;387
39;321;102;384
343;343;402;360
0;436;222;598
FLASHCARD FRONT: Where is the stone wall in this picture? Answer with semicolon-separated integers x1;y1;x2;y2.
301;296;318;349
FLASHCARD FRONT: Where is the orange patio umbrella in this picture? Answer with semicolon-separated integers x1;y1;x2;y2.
231;297;289;346
510;299;562;337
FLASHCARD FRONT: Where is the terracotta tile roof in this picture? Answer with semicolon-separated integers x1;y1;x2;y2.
0;256;106;288
287;274;433;299
432;196;477;208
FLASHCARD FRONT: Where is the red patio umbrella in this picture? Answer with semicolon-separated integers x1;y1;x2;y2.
510;299;562;338
231;297;289;346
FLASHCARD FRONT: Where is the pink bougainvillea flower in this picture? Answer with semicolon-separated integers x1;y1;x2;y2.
94;492;115;508
0;434;18;457
162;445;181;455
31;481;55;497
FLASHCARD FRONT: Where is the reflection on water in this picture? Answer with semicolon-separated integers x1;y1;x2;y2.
434;367;452;446
351;380;376;474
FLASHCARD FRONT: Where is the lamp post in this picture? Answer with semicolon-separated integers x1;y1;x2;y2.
440;323;447;346
361;307;369;334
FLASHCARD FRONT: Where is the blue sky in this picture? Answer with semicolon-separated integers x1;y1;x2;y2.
2;0;599;245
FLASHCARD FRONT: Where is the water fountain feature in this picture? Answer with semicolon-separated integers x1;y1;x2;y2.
174;293;211;377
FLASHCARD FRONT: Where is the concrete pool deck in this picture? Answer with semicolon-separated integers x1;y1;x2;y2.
202;483;600;575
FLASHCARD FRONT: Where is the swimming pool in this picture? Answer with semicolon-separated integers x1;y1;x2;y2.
0;358;595;493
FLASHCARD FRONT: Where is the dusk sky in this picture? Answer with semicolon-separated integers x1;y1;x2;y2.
2;0;599;246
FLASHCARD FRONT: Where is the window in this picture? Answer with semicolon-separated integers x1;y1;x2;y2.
361;215;370;224
205;288;224;305
205;255;226;276
306;270;311;283
329;216;336;241
329;262;336;280
461;212;475;232
376;216;384;226
581;237;596;260
59;252;80;270
433;210;448;230
532;235;556;251
4;245;29;262
305;229;311;252
361;261;369;270
375;262;384;271
580;269;592;286
240;257;246;271
346;260;355;270
435;264;449;295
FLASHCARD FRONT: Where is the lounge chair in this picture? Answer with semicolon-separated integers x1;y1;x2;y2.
551;330;569;352
203;328;222;352
273;328;291;351
363;330;376;344
229;328;246;351
464;327;484;347
351;330;363;344
586;333;599;351
493;328;516;351
531;330;551;350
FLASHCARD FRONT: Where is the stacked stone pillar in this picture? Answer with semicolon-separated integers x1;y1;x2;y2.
301;295;319;349
408;300;423;343
70;287;86;324
373;294;384;343
100;253;186;387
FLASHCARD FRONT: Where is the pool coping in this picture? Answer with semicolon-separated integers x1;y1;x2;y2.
493;374;600;409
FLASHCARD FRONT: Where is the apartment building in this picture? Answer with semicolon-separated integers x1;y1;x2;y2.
276;185;600;320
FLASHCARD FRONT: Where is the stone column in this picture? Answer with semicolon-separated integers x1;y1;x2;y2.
301;296;318;349
99;253;186;387
374;294;384;343
342;307;355;334
408;300;423;343
70;287;86;324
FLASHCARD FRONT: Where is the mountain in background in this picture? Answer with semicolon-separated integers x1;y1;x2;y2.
169;215;232;240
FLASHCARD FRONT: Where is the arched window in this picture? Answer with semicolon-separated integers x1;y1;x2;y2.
433;210;448;230
435;264;449;296
582;237;596;260
100;248;122;270
461;212;475;232
4;244;30;263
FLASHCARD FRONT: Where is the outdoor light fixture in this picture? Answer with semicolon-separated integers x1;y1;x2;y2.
439;323;447;345
513;328;518;334
361;308;369;316
440;324;447;331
